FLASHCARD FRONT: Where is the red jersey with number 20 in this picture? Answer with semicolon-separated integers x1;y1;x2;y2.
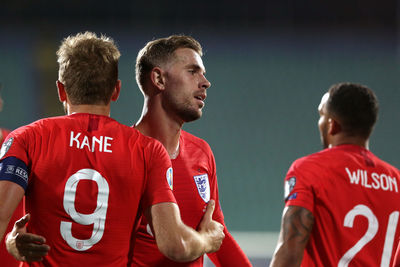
0;113;175;267
284;144;400;267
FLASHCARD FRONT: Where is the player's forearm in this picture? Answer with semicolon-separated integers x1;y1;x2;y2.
0;219;10;241
270;206;314;267
158;220;225;262
150;201;224;262
159;224;208;262
149;202;208;262
269;243;303;267
0;181;24;240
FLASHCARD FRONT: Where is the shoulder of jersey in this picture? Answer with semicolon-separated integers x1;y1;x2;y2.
291;149;332;168
10;116;59;134
130;127;165;148
181;130;212;153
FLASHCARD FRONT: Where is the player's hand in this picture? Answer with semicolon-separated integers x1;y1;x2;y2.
198;200;225;253
6;214;50;262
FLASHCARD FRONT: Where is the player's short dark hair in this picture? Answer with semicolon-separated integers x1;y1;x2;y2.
327;82;379;138
57;31;120;105
135;35;202;93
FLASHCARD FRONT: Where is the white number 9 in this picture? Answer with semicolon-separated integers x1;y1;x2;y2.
60;169;109;251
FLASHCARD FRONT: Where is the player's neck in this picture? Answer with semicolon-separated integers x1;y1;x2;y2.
67;104;111;117
330;134;369;150
136;97;182;159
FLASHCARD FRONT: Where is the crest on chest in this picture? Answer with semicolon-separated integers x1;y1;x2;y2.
193;173;210;203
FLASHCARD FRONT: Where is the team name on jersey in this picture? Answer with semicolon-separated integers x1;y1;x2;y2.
69;131;113;153
345;167;398;193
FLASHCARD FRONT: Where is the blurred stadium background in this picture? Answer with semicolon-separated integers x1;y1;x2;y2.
1;1;399;266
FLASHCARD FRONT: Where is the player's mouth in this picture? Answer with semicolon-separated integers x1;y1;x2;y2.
194;94;206;107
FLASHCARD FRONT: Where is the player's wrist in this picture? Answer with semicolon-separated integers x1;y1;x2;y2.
5;232;26;261
200;231;215;254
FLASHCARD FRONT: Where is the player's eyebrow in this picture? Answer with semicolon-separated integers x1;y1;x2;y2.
186;64;206;74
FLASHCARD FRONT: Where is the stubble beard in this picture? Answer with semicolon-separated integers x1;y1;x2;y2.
176;104;202;123
163;92;202;123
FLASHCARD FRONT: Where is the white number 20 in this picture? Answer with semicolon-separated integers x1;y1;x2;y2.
60;169;109;251
338;204;399;267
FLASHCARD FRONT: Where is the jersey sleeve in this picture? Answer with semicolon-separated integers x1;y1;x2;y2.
140;140;176;211
0;131;29;164
283;158;318;214
0;130;31;190
207;148;224;223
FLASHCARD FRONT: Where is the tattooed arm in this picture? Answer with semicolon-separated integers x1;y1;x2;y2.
269;206;314;267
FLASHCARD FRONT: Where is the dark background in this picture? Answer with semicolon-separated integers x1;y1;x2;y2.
1;0;399;232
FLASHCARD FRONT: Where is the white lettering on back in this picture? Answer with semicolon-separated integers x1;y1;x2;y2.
346;168;360;184
345;167;398;193
104;137;113;153
69;131;113;153
80;136;91;150
70;131;81;148
92;136;103;152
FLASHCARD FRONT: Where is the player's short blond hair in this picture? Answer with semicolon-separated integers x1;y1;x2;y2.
57;31;120;105
135;35;202;93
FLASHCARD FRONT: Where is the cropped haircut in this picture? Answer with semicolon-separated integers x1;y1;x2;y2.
327;82;379;138
57;31;120;105
135;35;202;92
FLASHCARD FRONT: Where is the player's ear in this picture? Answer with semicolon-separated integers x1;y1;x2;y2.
328;118;341;135
111;80;121;102
150;67;166;91
56;80;67;102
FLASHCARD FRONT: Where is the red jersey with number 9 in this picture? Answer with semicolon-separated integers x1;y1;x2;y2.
284;144;400;267
0;113;176;267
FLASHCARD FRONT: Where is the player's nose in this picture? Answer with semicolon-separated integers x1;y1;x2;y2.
200;75;211;90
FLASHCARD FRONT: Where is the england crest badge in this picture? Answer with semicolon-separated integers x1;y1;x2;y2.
193;174;210;202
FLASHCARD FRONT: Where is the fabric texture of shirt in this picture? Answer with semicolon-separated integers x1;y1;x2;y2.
131;130;251;267
284;144;400;267
0;113;175;267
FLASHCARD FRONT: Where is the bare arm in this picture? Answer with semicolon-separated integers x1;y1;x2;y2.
269;206;314;267
0;181;24;240
146;200;225;262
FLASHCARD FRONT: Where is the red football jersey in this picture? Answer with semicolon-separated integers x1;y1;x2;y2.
284;144;400;267
0;113;175;267
0;127;24;267
131;130;250;267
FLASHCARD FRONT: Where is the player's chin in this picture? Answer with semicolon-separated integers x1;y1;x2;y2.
182;109;202;122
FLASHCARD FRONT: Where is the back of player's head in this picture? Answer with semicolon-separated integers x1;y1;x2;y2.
57;31;120;105
135;35;202;93
326;82;379;139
